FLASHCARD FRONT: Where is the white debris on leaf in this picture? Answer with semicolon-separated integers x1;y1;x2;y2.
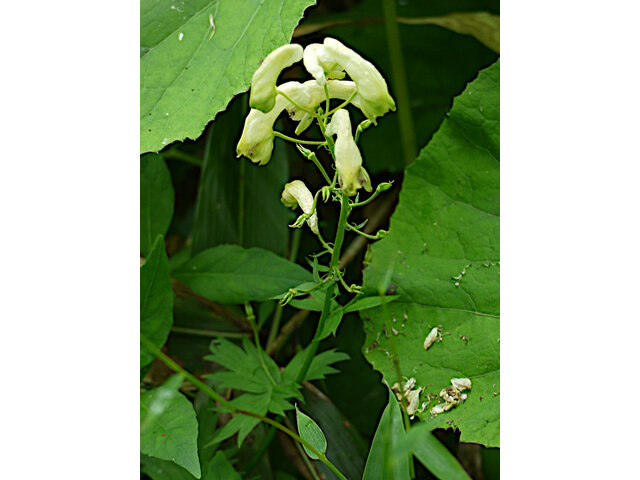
249;44;303;113
423;327;440;350
406;387;424;415
281;180;319;234
430;377;472;416
451;378;472;391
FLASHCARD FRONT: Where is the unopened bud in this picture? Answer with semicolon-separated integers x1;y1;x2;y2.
281;180;319;234
376;181;393;192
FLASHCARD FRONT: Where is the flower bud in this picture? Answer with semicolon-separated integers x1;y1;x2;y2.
326;110;372;196
281;180;319;234
322;37;395;123
376;181;393;192
250;44;303;113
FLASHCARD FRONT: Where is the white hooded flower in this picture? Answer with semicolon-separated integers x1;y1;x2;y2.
237;82;310;165
303;43;346;86
281;180;319;234
325;109;372;196
321;37;395;123
286;80;366;135
250;44;303;113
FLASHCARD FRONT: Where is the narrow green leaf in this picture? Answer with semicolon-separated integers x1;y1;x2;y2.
295;405;327;460
399;424;471;480
173;245;312;304
342;295;399;314
205;451;241;480
140;375;201;478
362;389;410;480
141;235;173;367
315;308;343;340
141;153;174;256
140;0;317;153
399;12;499;53
362;61;500;447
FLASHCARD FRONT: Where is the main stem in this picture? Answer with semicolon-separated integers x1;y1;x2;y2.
295;193;350;383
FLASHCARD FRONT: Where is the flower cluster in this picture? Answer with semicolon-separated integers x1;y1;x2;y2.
236;37;396;232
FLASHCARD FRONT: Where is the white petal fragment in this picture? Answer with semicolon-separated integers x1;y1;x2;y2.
423;327;439;350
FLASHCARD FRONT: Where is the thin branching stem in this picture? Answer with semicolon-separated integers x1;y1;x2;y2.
274;131;327;145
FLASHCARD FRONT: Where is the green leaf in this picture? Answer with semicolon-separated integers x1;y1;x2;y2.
173;245;312;304
362;61;500;446
141;153;175;256
362;389;410;480
302;389;367;480
191;95;290;257
140;0;317;153
295;405;327;460
140;375;201;478
400;12;500;53
343;295;399;314
205;451;241;480
282;348;349;383
141;235;174;367
141;454;196;480
398;423;471;480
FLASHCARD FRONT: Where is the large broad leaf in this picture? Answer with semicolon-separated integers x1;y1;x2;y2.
141;235;174;367
141;153;175;256
140;0;317;153
141;375;201;478
173;245;312;304
362;61;499;447
362;389;410;480
191;95;289;257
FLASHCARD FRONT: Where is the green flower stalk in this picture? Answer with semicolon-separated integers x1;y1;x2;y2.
250;44;303;113
326;109;372;196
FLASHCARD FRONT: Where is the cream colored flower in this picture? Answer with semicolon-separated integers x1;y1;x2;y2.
325;109;372;196
321;37;395;123
237;82;309;165
281;180;319;234
303;43;345;86
250;44;303;113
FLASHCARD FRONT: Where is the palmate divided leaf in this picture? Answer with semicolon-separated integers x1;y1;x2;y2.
203;337;348;446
